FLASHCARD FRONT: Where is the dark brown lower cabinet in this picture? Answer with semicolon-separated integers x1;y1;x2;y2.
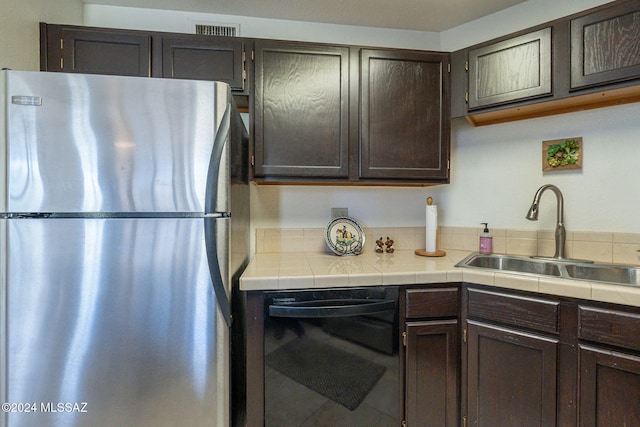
466;321;559;427
462;286;640;427
577;304;640;427
242;285;640;427
403;287;459;427
405;320;458;427
578;345;640;427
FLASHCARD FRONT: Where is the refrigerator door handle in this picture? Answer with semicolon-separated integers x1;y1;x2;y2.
204;217;233;328
205;101;231;215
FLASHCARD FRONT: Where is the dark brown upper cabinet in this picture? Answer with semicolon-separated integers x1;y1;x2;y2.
40;23;249;95
570;0;640;90
468;27;552;110
253;42;450;184
41;23;151;77
161;36;246;92
252;43;450;184
252;40;350;179
454;1;640;125
360;49;450;181
450;49;469;119
41;24;449;185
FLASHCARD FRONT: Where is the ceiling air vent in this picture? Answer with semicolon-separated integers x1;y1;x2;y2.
194;23;240;37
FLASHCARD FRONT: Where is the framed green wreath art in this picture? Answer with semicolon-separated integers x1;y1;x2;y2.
542;137;582;171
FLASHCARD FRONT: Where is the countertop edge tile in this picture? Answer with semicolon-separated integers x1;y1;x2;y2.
415;271;449;284
446;269;464;282
382;271;416;286
539;277;592;300
461;269;495;286
240;275;279;291
240;251;640;308
494;272;539;292
313;274;349;288
349;272;384;287
591;282;640;306
278;275;315;290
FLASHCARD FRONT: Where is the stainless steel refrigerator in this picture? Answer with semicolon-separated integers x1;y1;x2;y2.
0;70;249;427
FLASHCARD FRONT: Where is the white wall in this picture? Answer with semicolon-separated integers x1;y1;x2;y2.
84;5;441;50
440;0;609;50
0;0;83;71
249;0;640;235
85;1;640;237
445;103;640;233
435;0;640;234
252;93;640;235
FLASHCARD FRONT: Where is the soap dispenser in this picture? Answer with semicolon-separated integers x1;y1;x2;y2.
479;223;493;254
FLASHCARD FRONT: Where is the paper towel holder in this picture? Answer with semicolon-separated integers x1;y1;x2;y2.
415;197;446;257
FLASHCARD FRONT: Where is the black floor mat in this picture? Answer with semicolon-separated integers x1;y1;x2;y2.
266;338;386;411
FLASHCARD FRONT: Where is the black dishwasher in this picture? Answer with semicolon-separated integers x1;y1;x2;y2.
263;287;400;427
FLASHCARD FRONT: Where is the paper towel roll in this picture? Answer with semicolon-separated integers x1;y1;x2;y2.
426;204;438;253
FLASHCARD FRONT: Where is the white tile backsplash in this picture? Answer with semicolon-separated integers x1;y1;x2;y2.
255;226;640;266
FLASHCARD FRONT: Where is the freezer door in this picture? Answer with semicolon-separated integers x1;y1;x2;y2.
2;70;230;214
2;218;229;427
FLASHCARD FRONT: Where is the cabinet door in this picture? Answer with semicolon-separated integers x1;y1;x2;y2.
253;41;350;179
570;0;640;89
405;320;458;427
450;49;468;119
162;36;245;91
466;321;558;427
360;49;450;180
43;25;151;77
578;345;640;427
468;27;552;109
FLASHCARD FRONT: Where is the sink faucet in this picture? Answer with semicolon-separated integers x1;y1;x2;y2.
525;184;566;259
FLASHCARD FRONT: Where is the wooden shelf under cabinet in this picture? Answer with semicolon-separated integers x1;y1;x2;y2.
465;84;640;126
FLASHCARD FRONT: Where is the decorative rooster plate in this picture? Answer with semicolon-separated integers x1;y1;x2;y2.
325;217;365;256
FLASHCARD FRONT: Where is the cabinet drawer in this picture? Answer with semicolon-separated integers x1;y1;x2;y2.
405;287;458;319
467;288;559;334
578;305;640;352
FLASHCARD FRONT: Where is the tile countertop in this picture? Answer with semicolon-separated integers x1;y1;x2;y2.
239;250;640;308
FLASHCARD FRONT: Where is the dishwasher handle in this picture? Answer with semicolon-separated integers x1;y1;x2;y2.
268;298;396;318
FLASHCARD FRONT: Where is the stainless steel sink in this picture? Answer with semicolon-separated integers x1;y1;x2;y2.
456;253;640;287
460;254;563;277
564;263;640;286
